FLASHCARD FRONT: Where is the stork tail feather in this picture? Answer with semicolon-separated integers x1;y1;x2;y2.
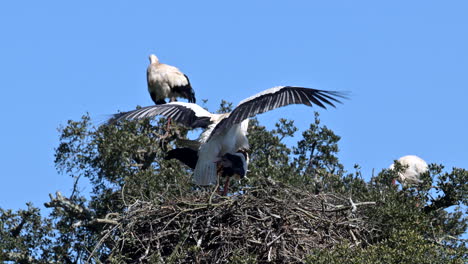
193;159;217;186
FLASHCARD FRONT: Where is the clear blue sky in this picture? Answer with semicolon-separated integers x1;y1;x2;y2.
0;1;467;211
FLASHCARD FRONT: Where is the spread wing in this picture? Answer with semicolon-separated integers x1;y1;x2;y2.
110;102;213;129
210;86;347;137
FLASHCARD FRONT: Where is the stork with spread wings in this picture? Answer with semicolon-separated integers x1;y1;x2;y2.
111;86;346;186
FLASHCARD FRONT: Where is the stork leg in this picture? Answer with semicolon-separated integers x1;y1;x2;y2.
209;171;221;204
221;177;231;196
159;117;173;141
166;117;172;133
158;118;173;151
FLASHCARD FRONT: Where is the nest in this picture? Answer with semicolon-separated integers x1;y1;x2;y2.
99;181;377;263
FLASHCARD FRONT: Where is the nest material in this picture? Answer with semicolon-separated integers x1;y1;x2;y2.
101;181;377;263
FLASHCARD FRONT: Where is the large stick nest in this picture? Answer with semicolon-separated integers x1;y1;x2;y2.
99;180;377;263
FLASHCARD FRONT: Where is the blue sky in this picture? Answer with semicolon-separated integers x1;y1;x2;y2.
0;1;467;211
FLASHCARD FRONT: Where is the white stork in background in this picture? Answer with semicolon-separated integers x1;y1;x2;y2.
111;86;346;186
389;155;428;186
147;54;196;104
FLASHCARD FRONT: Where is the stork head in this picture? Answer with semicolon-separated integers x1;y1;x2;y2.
149;54;159;64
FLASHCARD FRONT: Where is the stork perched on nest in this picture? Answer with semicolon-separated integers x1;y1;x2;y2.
111;86;346;188
389;155;428;186
147;54;196;105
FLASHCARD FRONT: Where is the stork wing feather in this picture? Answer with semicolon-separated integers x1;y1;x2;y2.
210;86;347;137
110;102;213;129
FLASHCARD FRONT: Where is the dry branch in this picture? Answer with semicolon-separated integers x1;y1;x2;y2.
44;191;118;227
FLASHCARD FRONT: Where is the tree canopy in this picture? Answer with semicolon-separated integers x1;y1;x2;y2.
1;103;466;263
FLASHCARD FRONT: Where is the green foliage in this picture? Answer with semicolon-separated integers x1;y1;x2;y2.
216;99;233;114
247;112;347;194
0;204;53;264
55;113;192;204
291;112;345;192
247;118;296;183
306;230;467;264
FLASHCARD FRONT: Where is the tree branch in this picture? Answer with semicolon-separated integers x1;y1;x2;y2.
44;191;118;227
44;191;92;220
423;192;458;213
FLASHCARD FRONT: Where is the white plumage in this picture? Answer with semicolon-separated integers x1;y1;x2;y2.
147;54;196;104
389;155;428;186
112;86;346;185
195;118;250;185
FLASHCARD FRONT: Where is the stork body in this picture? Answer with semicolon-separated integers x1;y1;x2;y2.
165;148;248;179
166;147;248;195
147;54;196;104
194;118;249;185
217;151;248;180
111;86;346;186
390;155;428;186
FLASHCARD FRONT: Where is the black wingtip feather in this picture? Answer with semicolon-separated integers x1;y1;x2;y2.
189;88;196;103
183;74;196;104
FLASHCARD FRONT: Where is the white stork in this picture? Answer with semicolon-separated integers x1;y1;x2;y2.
112;86;346;186
147;54;196;104
389;155;428;186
